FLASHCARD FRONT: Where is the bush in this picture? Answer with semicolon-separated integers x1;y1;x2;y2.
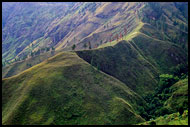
150;121;156;125
158;74;179;93
72;44;76;50
178;107;184;116
170;63;188;78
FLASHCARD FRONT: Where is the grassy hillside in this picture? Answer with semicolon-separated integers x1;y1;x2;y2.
77;40;158;96
2;51;145;125
2;48;68;78
2;2;188;125
164;78;188;112
76;29;187;96
138;110;188;125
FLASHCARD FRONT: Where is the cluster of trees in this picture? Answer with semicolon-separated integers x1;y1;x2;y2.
103;21;112;30
108;27;128;44
30;47;55;58
138;63;188;120
173;20;188;32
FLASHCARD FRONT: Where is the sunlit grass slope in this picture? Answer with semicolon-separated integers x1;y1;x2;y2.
164;78;188;112
2;51;56;78
2;48;66;78
138;110;188;125
2;51;145;125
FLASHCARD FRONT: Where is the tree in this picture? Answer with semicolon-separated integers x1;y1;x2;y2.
124;28;127;35
116;34;119;42
120;33;123;40
26;63;32;67
31;52;34;57
90;57;94;66
150;121;156;125
170;63;188;78
88;41;91;49
72;44;76;50
179;107;184;116
173;20;178;26
158;74;179;92
83;43;87;49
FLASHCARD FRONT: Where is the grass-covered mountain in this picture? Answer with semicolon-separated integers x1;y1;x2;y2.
2;52;146;125
2;2;188;125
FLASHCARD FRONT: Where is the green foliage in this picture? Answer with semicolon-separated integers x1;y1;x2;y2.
150;121;156;125
88;42;91;49
138;110;188;125
170;63;188;78
173;20;178;26
72;44;76;50
157;74;179;94
141;70;188;120
178;107;184;116
26;63;32;67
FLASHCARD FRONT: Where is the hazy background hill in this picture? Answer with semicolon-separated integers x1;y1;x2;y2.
2;2;188;65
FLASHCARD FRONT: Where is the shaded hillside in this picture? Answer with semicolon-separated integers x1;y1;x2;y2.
140;2;188;51
2;52;145;125
76;31;187;96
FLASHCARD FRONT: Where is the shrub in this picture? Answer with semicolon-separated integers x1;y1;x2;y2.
72;44;76;50
178;107;184;116
150;121;156;125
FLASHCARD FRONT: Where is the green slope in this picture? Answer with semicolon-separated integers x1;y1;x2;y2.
76;31;187;96
2;51;145;125
164;78;188;112
138;110;188;125
2;48;67;78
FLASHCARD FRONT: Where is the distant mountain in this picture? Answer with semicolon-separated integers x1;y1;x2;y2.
2;2;188;65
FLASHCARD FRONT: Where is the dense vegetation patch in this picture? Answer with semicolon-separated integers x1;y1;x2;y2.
138;63;188;120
